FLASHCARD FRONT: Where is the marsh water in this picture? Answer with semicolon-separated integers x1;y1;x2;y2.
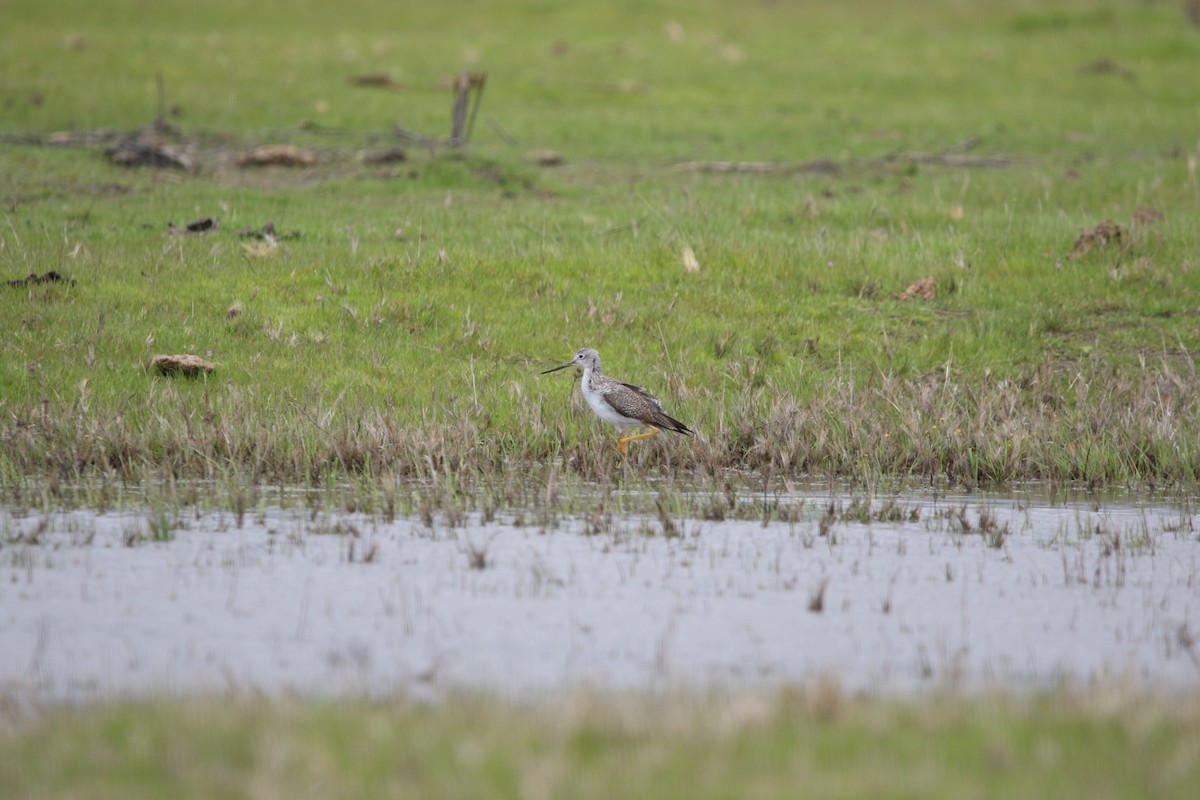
2;485;1198;701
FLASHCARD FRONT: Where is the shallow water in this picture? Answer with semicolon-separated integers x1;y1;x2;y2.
2;489;1198;700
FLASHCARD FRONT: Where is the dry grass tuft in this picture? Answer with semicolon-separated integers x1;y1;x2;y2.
150;354;214;377
896;276;936;301
2;358;1197;494
1069;219;1124;259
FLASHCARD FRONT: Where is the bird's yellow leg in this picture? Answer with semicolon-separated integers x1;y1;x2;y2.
617;427;658;455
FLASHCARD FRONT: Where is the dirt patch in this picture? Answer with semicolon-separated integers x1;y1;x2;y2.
5;271;76;288
1069;219;1123;259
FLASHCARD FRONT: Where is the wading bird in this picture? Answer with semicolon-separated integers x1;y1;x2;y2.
541;347;693;456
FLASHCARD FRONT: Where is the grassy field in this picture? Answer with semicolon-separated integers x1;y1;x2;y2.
2;0;1199;492
2;686;1199;799
4;3;1200;793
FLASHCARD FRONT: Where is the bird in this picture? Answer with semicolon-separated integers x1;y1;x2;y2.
541;347;693;456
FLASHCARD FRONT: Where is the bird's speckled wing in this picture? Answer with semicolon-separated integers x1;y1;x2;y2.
620;382;659;403
602;382;693;435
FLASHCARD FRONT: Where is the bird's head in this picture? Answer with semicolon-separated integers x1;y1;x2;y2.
542;347;600;374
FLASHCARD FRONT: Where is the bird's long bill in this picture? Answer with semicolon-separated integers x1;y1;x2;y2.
540;361;574;374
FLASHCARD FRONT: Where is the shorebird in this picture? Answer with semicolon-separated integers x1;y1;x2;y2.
541;347;693;456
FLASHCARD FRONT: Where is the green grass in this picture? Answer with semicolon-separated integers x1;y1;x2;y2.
2;687;1199;799
2;0;1199;489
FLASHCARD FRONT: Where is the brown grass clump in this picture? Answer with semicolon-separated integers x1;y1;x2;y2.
896;276;936;301
1131;206;1164;226
1068;219;1123;259
151;354;214;377
680;358;1200;487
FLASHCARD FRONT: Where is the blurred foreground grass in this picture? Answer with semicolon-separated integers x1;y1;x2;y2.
2;686;1199;799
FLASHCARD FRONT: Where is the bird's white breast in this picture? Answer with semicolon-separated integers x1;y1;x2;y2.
581;373;639;429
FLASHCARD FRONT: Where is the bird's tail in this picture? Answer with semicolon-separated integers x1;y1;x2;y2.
650;411;693;436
